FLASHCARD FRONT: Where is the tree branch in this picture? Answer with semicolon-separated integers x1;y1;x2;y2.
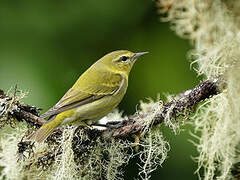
107;80;218;137
0;80;219;173
0;80;218;139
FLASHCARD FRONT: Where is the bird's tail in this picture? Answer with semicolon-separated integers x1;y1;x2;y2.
27;120;60;143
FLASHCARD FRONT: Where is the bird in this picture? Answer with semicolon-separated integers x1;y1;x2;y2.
28;50;148;143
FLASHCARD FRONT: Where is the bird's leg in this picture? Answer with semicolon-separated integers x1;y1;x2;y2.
106;121;124;128
92;120;124;129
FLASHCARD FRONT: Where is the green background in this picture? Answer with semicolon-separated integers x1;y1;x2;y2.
0;1;200;179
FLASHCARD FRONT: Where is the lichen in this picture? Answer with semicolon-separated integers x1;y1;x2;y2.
137;129;170;180
49;126;78;180
0;123;27;180
159;0;240;179
0;87;27;127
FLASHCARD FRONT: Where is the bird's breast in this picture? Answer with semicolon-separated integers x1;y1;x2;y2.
74;77;127;123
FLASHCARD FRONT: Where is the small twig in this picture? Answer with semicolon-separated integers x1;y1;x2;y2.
14;109;46;126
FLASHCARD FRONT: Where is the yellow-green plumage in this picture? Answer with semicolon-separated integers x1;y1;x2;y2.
28;50;147;143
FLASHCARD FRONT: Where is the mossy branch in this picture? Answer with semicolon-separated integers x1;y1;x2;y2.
109;80;218;138
0;79;218;139
0;80;219;179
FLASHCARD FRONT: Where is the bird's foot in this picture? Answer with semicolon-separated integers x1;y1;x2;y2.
92;121;124;129
106;121;124;129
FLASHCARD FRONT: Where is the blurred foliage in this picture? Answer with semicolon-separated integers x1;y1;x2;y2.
0;0;199;179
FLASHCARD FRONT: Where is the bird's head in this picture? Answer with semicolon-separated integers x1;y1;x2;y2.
99;50;148;75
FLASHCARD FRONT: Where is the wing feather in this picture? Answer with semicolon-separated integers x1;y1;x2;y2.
41;70;123;119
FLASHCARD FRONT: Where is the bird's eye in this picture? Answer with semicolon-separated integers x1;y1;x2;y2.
120;56;128;62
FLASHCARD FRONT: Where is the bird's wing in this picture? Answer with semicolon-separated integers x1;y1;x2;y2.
41;71;123;119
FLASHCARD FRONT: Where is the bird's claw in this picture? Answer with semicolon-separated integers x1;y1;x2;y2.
92;121;124;129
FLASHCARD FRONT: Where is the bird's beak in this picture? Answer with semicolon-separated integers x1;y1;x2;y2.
133;52;148;58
